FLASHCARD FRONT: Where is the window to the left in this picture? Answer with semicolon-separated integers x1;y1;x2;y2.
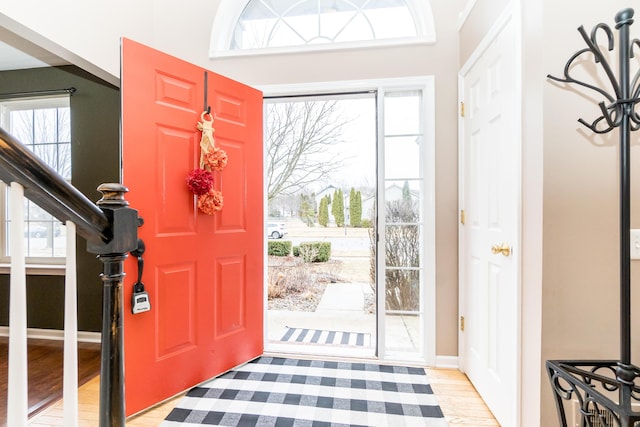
0;97;71;264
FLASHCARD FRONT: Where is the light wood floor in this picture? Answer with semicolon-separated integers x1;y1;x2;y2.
28;367;498;426
426;368;500;426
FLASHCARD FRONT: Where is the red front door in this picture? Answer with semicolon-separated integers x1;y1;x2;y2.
121;38;263;416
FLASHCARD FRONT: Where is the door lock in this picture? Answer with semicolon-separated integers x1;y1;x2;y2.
491;243;511;257
131;238;151;314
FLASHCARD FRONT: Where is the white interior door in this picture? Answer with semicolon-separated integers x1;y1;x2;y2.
459;11;520;427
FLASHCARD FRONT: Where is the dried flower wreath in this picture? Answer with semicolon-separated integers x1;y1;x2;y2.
185;110;228;214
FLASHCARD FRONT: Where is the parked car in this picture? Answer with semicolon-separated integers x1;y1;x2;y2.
267;222;287;239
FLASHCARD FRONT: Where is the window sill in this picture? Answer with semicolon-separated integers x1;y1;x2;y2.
0;264;65;276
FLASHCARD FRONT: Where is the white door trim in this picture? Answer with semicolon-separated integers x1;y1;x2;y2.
260;77;437;366
458;1;523;425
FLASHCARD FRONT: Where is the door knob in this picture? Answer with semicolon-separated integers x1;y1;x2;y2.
491;243;511;257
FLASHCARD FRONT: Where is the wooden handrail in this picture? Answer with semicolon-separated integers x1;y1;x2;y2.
0;127;109;244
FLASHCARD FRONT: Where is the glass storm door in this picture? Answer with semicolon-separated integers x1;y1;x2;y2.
377;85;435;364
263;78;435;364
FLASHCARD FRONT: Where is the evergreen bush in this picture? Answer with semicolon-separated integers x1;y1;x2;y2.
349;188;362;227
332;188;344;227
318;197;329;226
268;240;292;256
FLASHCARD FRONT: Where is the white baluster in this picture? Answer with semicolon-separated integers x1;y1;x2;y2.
63;221;78;426
8;182;28;426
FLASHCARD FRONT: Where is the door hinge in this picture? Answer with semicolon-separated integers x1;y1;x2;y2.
460;209;466;225
460;101;465;117
460;316;465;331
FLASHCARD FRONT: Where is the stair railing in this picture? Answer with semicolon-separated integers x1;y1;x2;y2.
0;126;137;427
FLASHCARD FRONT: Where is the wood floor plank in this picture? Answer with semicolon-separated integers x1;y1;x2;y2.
427;368;499;426
0;337;100;426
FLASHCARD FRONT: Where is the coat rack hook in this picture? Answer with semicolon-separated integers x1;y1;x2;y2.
546;8;640;426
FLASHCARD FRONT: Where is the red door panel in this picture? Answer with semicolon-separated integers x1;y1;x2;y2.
121;38;263;416
207;72;264;361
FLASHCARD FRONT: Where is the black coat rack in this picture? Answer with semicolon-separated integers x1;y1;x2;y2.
546;8;640;426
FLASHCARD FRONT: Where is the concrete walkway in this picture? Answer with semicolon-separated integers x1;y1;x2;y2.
315;282;372;312
266;282;376;358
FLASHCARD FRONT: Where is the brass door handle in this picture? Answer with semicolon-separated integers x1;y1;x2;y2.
491;243;511;257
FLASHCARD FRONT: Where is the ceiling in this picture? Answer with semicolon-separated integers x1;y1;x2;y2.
0;41;48;71
0;29;69;72
0;27;118;87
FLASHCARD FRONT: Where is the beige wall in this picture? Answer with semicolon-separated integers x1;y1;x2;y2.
540;2;640;425
459;0;510;65
0;1;153;86
0;1;463;358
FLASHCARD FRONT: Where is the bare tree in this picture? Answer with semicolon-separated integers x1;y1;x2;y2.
11;107;71;179
266;100;351;201
369;198;421;311
10;106;71;250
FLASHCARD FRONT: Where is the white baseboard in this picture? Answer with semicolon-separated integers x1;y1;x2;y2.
435;355;459;369
0;326;101;343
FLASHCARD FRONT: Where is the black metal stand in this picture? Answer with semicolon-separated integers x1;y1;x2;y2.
547;8;640;426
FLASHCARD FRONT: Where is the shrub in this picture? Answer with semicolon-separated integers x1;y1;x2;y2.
361;218;372;228
368;199;421;311
382;200;420;311
268;240;292;256
299;241;331;262
267;260;312;300
292;245;300;257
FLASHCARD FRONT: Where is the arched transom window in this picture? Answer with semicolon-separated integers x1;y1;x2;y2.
210;0;435;57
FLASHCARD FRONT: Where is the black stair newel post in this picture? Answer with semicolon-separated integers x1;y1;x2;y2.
546;8;640;426
87;183;138;427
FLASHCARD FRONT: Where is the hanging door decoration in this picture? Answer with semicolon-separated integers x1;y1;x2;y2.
185;110;228;214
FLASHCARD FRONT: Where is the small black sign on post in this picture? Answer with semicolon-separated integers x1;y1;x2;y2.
547;8;640;426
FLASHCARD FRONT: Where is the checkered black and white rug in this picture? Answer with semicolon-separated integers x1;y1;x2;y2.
161;356;447;427
280;327;372;347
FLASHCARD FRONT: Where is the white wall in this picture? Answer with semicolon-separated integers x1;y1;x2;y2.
0;0;157;85
520;1;543;425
